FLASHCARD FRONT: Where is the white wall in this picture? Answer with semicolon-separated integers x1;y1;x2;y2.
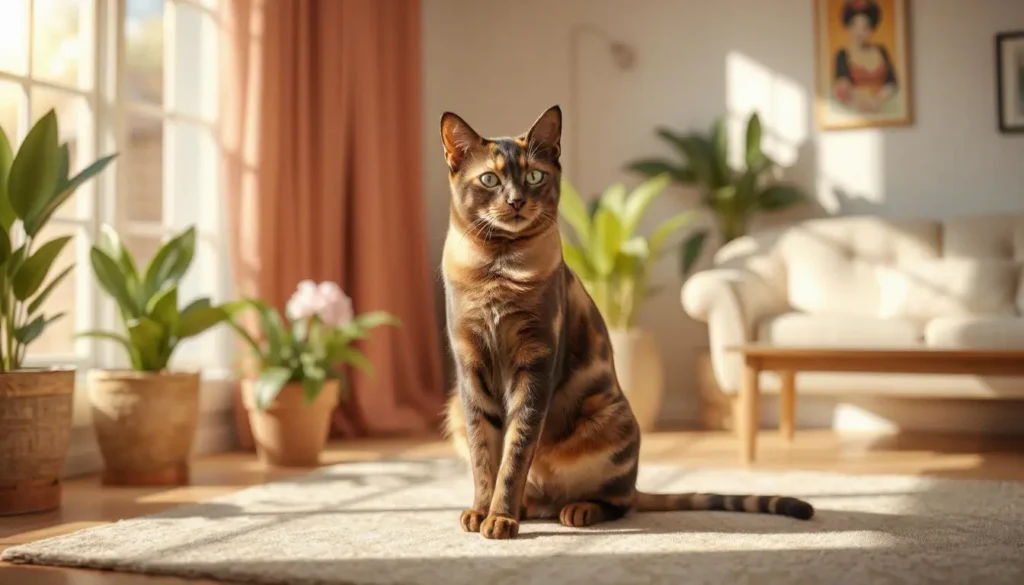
421;0;1024;431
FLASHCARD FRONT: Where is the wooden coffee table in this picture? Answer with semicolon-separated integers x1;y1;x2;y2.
728;345;1024;464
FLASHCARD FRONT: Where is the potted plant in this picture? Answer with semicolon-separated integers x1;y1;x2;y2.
558;173;697;430
627;112;808;274
226;281;399;467
0;111;116;515
80;224;229;486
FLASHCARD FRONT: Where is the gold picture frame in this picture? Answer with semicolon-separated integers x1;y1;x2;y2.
814;0;913;130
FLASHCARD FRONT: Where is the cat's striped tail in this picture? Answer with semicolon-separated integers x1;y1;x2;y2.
635;491;814;520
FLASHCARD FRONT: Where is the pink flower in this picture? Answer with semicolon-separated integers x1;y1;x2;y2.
285;280;353;326
315;281;354;327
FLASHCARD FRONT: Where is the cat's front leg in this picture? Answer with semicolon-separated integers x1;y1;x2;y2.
453;326;503;532
482;342;554;540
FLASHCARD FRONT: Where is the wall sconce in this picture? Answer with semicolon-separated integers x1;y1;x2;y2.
568;23;636;175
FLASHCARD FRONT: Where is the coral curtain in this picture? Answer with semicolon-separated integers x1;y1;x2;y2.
217;0;445;438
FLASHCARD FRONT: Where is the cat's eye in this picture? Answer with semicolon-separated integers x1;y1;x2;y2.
525;170;546;186
478;172;500;188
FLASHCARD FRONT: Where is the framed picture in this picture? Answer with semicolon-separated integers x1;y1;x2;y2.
813;0;913;130
996;31;1024;134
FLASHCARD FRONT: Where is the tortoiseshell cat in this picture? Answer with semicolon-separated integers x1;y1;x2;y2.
440;106;813;539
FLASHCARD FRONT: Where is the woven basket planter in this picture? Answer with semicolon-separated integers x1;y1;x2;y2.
87;370;201;486
0;368;76;516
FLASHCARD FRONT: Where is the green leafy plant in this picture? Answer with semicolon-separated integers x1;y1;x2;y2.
0;111;117;372
627;112;807;275
558;173;697;330
226;281;400;410
81;225;229;371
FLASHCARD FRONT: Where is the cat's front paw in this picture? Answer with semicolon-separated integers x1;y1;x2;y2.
480;514;519;539
460;509;487;532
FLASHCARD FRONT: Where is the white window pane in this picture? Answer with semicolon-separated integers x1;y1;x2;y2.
0;0;30;76
25;222;80;357
0;81;27;143
31;88;94;220
32;0;94;90
125;114;163;222
173;0;217;120
167;121;218;230
125;0;164;105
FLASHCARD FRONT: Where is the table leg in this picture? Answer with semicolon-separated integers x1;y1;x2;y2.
779;370;796;442
739;360;760;464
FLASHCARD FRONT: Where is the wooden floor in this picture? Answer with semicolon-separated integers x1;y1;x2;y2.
2;429;1023;584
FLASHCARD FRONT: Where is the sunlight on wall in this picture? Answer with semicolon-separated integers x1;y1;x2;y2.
724;51;808;169
816;131;886;213
725;51;886;214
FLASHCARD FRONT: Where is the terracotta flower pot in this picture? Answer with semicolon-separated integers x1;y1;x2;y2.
609;329;664;432
87;370;200;486
0;368;76;516
241;379;339;467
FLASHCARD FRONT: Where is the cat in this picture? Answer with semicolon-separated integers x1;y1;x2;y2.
439;105;814;540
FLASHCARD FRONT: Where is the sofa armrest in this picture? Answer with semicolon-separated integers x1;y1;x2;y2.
681;268;789;393
682;268;788;329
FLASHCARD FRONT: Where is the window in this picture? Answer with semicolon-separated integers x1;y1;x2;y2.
0;0;230;377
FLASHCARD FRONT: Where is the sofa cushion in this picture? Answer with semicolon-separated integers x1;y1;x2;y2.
875;258;1020;321
775;217;940;316
757;312;923;348
924;316;1024;349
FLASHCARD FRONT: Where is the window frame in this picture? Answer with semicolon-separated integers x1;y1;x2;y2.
0;0;229;377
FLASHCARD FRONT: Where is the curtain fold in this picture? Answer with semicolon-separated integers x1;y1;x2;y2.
218;0;446;439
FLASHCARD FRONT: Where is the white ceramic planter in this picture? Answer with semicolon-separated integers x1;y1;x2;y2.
608;328;664;432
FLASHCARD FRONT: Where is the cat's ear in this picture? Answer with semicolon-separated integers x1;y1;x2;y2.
440;112;482;171
525;105;562;159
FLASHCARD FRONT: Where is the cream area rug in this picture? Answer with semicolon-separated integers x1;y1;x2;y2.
3;458;1024;585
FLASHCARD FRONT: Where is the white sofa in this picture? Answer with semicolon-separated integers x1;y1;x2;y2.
682;214;1024;399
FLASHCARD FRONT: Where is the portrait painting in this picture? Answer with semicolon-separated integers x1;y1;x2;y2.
996;31;1024;133
814;0;912;130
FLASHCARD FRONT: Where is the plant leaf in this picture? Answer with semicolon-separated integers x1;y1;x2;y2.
561;238;593;280
127;317;167;371
142;226;196;300
301;362;327;404
90;247;137;317
27;263;73;316
622;173;671;236
759;184;807;211
0;224;10;266
178;304;227;338
98;224;139;293
710;118;730;187
626;158;695;184
659;128;716;187
14;312;64;346
745;112;764;170
598;183;627;217
146;284;179;334
0;126;15;230
557;178;591;247
254;366;292;410
13;235;71;301
77;330;137;362
338;346;374;377
620;236;650;259
590;207;624;277
350;311;400;334
8;110;60;224
27;153;118;236
680;230;709;276
649;211;698;256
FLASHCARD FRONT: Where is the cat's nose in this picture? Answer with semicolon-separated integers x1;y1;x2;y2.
508;197;525;211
